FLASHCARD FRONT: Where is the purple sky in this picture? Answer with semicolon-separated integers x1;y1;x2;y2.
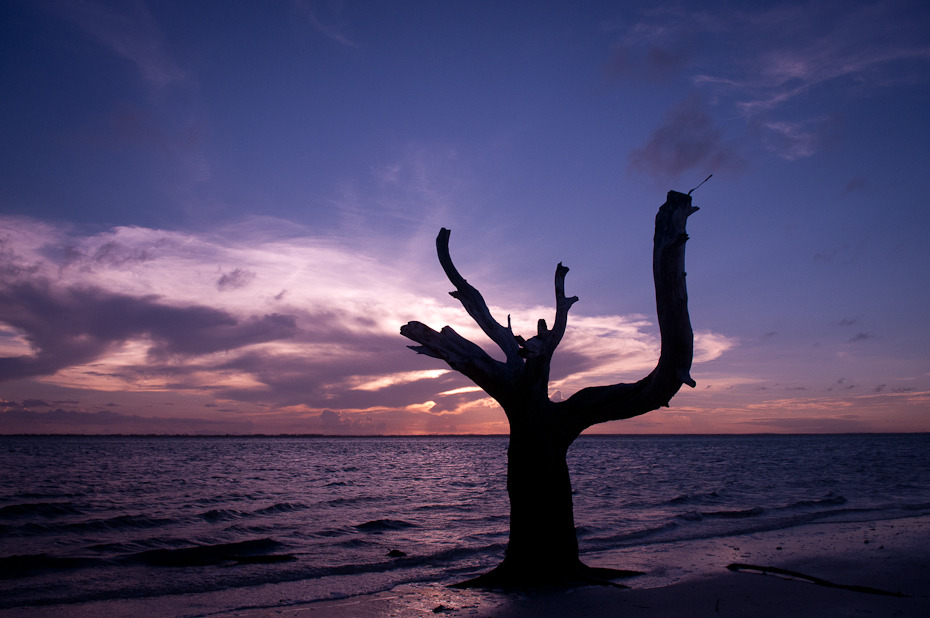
2;0;929;434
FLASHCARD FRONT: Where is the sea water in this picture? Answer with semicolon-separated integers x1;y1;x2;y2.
2;434;929;612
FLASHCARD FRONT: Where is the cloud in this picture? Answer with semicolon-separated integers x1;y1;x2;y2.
748;113;845;161
217;268;257;291
0;406;257;435
604;44;692;84
840;175;870;197
601;5;722;84
756;120;818;161
0;214;736;432
826;377;857;392
609;2;930;162
734;414;869;433
42;0;186;90
0;278;299;381
628;95;745;181
91;239;157;267
0;215;473;408
66;104;206;161
290;0;359;48
38;2;211;194
693;2;930;102
315;409;384;433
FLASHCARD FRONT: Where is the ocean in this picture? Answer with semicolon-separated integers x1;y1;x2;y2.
2;434;929;613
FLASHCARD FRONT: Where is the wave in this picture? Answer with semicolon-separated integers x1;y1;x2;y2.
667;493;848;526
133;538;293;567
592;520;681;543
254;502;309;515
0;553;96;579
354;519;417;532
0;502;85;518
669;491;721;505
192;492;255;505
8;490;86;501
786;494;848;509
85;537;194;554
336;538;379;548
583;501;930;556
223;523;278;535
76;513;177;532
199;508;249;522
414;503;475;513
677;506;765;521
3;513;177;537
326;495;385;507
310;526;354;538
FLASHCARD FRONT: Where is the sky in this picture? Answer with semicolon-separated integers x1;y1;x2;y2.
1;0;929;435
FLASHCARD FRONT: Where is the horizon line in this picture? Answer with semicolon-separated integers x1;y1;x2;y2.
3;432;928;438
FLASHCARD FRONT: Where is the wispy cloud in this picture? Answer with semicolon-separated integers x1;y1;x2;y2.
290;0;359;48
754;118;836;161
39;1;212;196
715;1;930;114
618;1;930;161
601;5;722;84
41;0;187;90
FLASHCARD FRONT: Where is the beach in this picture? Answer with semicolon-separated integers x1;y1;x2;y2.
231;515;930;617
8;514;928;617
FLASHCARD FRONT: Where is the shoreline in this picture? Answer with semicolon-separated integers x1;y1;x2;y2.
231;514;930;617
8;514;928;617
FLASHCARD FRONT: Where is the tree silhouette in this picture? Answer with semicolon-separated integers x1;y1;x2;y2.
401;190;698;586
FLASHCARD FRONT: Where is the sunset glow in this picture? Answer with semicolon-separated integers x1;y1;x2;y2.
1;1;929;434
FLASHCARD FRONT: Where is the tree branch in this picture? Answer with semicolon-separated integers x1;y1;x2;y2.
436;229;523;366
559;190;698;439
548;263;579;356
400;321;506;394
516;263;579;392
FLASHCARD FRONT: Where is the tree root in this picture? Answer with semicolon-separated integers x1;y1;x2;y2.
726;563;908;597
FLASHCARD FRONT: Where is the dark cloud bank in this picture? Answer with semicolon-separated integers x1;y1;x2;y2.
0;279;298;381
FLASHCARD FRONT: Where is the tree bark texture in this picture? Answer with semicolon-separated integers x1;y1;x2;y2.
400;190;699;586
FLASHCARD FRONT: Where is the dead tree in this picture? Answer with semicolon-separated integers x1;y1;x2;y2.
400;190;698;587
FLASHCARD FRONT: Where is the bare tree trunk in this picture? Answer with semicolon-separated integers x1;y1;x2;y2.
402;190;699;587
501;420;577;580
